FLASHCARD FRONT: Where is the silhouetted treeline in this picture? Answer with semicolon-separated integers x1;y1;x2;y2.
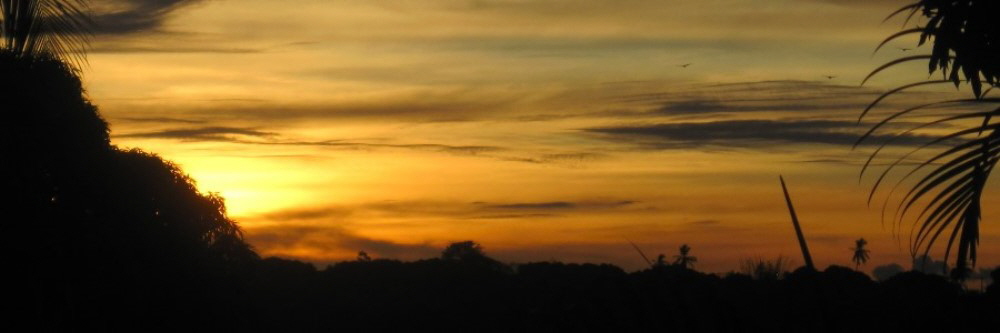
243;254;1000;332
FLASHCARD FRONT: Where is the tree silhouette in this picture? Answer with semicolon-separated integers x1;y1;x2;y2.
440;241;509;273
1;2;260;328
850;238;871;270
2;56;259;328
672;244;697;269
442;240;488;261
357;250;372;262
859;0;1000;280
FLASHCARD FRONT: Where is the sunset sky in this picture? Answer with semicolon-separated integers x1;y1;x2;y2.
80;0;1000;272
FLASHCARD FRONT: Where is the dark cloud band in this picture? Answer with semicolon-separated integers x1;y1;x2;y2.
585;119;938;148
91;0;203;34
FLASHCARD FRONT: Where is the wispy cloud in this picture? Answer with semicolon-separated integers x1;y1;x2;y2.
116;125;498;150
615;80;916;118
261;207;355;222
813;0;908;7
655;98;864;115
89;44;262;54
687;219;721;226
254;199;643;223
483;200;636;210
585;119;939;149
92;0;204;35
246;226;439;261
117;117;206;124
101;80;939;127
116;126;276;141
621;80;879;103
150;97;518;123
113;125;614;166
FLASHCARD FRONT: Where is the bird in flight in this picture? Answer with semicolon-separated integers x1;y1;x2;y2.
678;63;692;68
824;75;836;80
898;47;912;51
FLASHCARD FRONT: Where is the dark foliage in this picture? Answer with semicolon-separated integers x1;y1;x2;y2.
915;0;999;97
5;7;999;330
860;0;1000;279
441;240;510;272
1;51;257;331
242;256;1000;332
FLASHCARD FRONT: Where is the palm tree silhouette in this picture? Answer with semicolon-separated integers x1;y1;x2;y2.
858;0;1000;280
672;244;697;269
1;0;91;64
850;238;870;270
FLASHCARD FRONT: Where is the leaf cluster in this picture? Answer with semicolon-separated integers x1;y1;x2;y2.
859;1;1000;275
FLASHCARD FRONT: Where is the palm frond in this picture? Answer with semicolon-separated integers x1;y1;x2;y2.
863;2;1000;277
862;110;998;205
881;3;920;24
861;56;939;87
858;79;951;122
1;0;92;66
917;1;1000;97
854;98;1000;149
864;101;1000;275
872;27;925;55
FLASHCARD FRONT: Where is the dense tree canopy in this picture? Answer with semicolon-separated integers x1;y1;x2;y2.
1;51;258;330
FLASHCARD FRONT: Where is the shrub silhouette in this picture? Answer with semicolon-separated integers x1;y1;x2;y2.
739;256;792;280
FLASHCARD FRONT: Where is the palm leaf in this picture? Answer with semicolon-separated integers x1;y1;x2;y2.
881;3;920;24
863;112;998;205
1;0;92;66
861;3;1000;272
858;79;951;122
854;99;1000;149
872;27;925;55
861;56;939;87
